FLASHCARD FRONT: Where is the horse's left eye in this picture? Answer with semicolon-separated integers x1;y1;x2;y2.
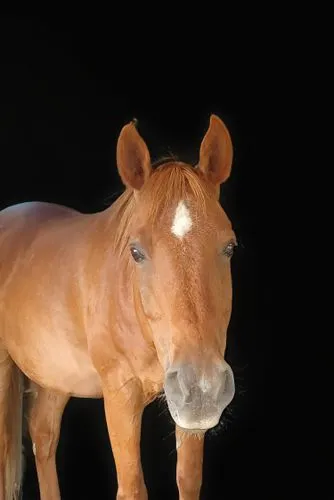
223;242;236;258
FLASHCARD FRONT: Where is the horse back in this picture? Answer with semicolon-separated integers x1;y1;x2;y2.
0;201;86;297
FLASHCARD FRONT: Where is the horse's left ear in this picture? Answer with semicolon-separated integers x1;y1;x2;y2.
198;114;233;187
116;120;151;191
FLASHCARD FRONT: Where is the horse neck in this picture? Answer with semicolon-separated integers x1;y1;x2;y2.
88;204;140;328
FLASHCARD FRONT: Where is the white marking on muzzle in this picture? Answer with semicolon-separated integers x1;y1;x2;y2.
199;376;211;393
171;200;192;239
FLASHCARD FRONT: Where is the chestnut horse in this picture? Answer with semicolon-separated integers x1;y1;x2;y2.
0;114;237;500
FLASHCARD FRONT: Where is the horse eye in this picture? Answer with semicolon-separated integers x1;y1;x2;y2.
223;242;236;258
130;246;145;263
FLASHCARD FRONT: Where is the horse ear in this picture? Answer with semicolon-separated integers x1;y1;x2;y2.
198;115;233;187
116;120;151;190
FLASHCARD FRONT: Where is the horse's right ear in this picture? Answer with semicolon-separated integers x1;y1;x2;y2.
116;120;151;190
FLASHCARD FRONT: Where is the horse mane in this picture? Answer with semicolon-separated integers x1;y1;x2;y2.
111;158;211;258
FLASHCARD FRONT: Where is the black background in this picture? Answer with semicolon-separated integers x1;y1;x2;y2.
0;13;329;500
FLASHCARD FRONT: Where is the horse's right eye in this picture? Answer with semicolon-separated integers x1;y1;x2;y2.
130;246;145;263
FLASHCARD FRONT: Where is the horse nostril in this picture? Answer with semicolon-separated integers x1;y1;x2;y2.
215;363;235;405
165;369;178;386
221;369;229;392
165;368;190;402
165;369;180;395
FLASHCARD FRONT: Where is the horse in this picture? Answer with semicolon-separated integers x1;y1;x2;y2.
0;114;237;500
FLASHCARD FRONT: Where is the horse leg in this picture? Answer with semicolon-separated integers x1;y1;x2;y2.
102;378;147;500
27;385;69;500
175;425;205;500
0;348;24;500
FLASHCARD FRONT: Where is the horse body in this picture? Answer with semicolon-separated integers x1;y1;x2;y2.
0;115;238;500
0;201;163;401
0;201;101;398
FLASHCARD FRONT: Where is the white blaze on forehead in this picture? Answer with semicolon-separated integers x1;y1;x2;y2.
171;201;192;239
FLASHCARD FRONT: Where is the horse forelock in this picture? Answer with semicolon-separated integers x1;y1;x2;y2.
111;160;212;258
